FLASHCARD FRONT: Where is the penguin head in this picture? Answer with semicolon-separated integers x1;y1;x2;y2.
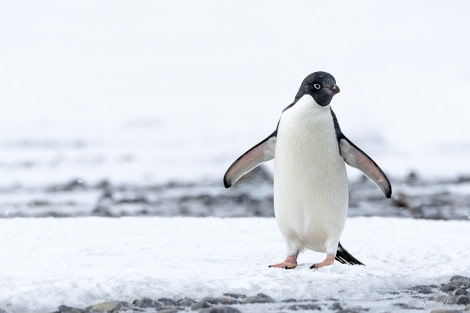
294;71;340;106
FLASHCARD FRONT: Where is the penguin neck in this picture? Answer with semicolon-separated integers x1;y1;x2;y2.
284;94;331;123
277;94;338;158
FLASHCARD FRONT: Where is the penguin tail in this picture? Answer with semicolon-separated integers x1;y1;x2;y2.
335;242;365;266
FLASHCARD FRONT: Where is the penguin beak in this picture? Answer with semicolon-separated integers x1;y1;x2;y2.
331;85;340;94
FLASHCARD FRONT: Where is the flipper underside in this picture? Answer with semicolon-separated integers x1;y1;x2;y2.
223;131;277;188
339;137;392;198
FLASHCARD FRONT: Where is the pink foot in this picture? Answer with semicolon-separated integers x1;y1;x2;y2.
269;254;298;269
310;253;335;269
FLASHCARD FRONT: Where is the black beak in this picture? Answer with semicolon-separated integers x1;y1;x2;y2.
331;84;340;94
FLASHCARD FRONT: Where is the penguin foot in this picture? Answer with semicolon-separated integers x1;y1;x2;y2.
269;254;298;269
310;253;335;269
269;260;297;269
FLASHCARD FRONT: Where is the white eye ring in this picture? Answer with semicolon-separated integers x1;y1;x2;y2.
313;83;321;90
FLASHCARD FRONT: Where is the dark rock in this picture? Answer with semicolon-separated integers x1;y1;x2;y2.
430;310;463;313
287;303;321;310
199;297;221;305
241;293;274;304
192;297;239;310
157;307;181;313
440;284;457;292
198;306;241;313
405;172;419;184
391;192;411;208
222;293;246;299
28;199;50;207
455;288;469;296
57;305;85;313
96;180;111;190
330;302;370;312
84;301;132;313
457;175;470;183
113;192;148;204
191;300;212;311
92;205;113;217
455;295;470;305
338;309;368;313
176;298;197;307
410;285;435;294
440;276;470;297
133;298;162;309
435;295;470;305
451;275;470;287
330;302;342;310
213;298;239;305
393;303;411;309
158;298;177;306
99;189;113;200
51;178;87;192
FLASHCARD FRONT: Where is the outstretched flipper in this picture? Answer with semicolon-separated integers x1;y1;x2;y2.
331;109;392;198
223;131;277;188
339;137;392;198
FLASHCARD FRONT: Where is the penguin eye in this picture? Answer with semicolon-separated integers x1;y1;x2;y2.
313;83;321;90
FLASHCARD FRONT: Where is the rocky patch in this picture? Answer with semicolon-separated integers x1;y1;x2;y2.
2;169;470;220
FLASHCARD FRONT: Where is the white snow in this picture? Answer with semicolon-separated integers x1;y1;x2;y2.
0;217;469;313
1;1;470;186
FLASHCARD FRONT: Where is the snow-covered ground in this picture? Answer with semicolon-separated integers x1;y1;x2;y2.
1;217;469;313
1;1;470;313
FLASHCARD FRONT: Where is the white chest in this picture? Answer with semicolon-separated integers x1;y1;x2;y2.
274;95;345;183
273;95;349;251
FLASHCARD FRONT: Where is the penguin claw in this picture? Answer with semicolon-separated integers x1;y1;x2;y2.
310;254;335;269
268;261;297;269
269;254;298;269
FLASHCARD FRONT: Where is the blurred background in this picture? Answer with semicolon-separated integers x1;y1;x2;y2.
1;0;469;219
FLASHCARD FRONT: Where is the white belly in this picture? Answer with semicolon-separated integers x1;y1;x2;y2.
273;95;348;254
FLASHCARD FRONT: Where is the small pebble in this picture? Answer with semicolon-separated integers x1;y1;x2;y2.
287;303;321;311
241;293;274;304
133;298;162;309
222;293;246;299
57;305;84;313
158;298;177;306
176;298;197;307
198;306;241;313
158;306;181;313
84;301;132;313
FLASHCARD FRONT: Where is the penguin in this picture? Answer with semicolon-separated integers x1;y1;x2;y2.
223;71;391;269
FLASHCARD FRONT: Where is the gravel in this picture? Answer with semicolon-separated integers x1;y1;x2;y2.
2;167;470;220
1;276;462;313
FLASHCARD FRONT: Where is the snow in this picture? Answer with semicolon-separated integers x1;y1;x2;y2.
1;1;470;187
1;217;469;313
1;1;470;312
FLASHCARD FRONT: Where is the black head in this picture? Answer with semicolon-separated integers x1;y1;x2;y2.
294;71;340;106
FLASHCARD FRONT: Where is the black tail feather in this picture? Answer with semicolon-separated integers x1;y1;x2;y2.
335;242;365;266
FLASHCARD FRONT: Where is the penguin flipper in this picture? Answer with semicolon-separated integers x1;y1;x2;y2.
339;137;392;198
223;131;277;188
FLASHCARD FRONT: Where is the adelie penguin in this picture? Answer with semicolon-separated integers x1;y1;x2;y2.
223;71;392;269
